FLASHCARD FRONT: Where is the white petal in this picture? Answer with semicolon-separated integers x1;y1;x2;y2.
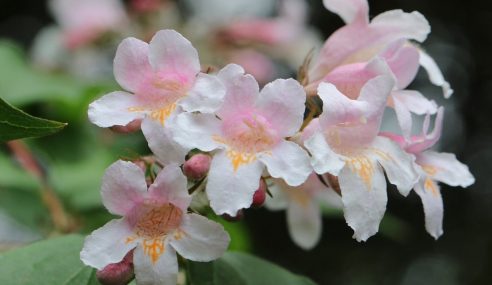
391;92;413;139
88;91;143;128
148;164;191;212
179;73;226;113
101;160;148;216
322;0;369;24
413;177;444;239
264;180;289;211
141;118;188;165
370;136;419;196
80;218;136;270
170;213;230;261
258;140;311;187
419;49;454;98
206;150;264;215
371;10;430;43
171;113;222;152
417;151;475;187
304;132;345;176
392;90;438;115
134;240;178;285
287;197;322;250
113;37;152;93
339;161;387;242
256;78;306;137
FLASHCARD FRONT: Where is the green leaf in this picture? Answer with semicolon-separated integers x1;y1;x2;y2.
0;97;66;142
187;252;317;285
0;235;100;285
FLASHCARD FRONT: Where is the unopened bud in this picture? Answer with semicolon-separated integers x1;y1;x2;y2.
252;179;267;208
110;119;142;134
183;154;211;180
222;209;244;222
96;251;134;285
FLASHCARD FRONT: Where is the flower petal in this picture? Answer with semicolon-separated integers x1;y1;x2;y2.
304;132;345;176
114;37;153;93
264;180;289;210
255;78;306;137
258;140;311;186
322;0;369;24
413;176;444;239
371;10;430;43
80;218;136;270
418;49;454;98
170;213;230;261
206;150;264;215
101;160;148;216
405;107;444;154
141;118;188;165
171;113;222;152
287;195;322;250
88;91;143;128
134;240;178;285
179;73;226;113
148;29;200;81
148;164;191;211
380;40;420;89
339;161;387;242
417;151;475;187
370;136;419;196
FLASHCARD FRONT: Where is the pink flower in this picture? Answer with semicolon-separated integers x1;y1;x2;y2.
169;64;312;215
302;74;419;242
382;108;475;239
80;160;230;285
88;29;226;164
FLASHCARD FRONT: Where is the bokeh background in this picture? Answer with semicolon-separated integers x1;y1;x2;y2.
1;0;491;284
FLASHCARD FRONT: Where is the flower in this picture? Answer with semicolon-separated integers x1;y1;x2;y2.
88;29;226;164
265;173;342;250
382;108;475;239
302;75;419;242
80;160;230;285
170;64;312;215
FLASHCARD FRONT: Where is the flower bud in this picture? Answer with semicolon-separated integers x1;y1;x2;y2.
252;179;267;208
96;251;134;285
183;154;211;180
110;119;142;134
222;209;244;222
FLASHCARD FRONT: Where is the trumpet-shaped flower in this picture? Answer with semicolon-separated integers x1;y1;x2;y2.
303;76;419;242
88;29;226;164
170;64;312;215
81;160;230;285
265;173;342;250
382;108;475;239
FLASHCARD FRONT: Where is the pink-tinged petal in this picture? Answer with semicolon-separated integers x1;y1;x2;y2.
371;10;430;42
339;161;387;242
287;195;322;250
113;37;153;93
216;64;259;120
133;240;178;285
417;151;475;187
304;132;345;176
148;165;191;211
322;0;369;24
405;107;444;154
206;150;264;215
171;113;223;152
179;73;226;113
80;218;136;270
369;136;420;196
169;213;230;261
88;91;143;128
141;118;188;165
414;176;444;239
381;40;420;89
419;50;454;98
229;50;276;84
300;118;321;142
256;78;306;137
148;29;200;81
258;140;311;187
101;160;148;216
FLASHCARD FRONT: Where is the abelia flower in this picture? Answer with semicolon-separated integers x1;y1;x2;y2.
265;173;342;250
170;64;312;215
302;75;419;242
88;29;226;164
81;160;230;285
382;108;475;239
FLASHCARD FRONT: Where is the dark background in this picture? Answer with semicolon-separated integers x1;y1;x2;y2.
1;0;491;284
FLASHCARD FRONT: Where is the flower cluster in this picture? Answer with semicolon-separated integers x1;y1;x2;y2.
82;0;475;284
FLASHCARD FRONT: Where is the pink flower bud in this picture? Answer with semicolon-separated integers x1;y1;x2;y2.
222;209;244;222
110;119;142;134
252;179;267;208
183;154;211;180
96;251;134;285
